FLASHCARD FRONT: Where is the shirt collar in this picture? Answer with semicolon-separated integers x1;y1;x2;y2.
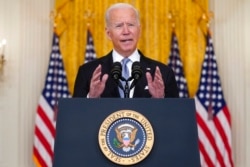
112;49;140;63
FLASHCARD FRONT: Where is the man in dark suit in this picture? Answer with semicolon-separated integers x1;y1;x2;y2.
73;3;179;98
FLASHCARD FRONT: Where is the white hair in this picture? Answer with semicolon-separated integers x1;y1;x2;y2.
105;3;140;26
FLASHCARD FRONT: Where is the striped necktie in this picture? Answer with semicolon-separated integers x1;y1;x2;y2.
119;58;130;98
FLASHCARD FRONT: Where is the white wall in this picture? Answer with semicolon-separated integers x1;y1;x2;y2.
0;0;249;166
210;0;250;166
0;0;53;166
244;1;250;166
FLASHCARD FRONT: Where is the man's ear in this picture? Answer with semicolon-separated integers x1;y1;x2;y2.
138;24;142;37
105;27;111;40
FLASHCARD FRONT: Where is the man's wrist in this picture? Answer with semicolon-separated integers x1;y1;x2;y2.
87;93;100;98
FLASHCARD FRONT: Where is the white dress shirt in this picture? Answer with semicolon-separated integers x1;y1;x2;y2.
112;49;141;98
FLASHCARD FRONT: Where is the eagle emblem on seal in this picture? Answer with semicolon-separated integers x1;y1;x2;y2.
113;123;140;152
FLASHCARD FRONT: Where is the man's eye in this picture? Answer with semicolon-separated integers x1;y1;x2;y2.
114;24;123;28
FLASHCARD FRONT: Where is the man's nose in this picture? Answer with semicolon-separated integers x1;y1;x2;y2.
122;24;130;34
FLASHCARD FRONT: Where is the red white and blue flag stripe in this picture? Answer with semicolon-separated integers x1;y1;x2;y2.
33;33;71;167
195;33;234;167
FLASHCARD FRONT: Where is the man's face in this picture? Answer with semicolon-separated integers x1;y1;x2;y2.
105;7;141;57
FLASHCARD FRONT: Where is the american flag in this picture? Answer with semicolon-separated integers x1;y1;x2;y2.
84;29;96;63
168;32;189;98
195;33;234;167
33;33;71;167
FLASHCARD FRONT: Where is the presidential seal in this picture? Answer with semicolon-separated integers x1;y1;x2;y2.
98;110;154;166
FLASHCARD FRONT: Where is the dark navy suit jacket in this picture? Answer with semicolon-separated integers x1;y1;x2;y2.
73;50;179;98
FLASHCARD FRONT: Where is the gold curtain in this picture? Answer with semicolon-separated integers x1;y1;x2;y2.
54;0;208;97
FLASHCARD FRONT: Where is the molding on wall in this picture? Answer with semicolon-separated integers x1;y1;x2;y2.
18;0;53;166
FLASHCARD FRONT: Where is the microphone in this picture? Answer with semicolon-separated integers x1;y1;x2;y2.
111;62;122;80
132;61;143;80
111;62;124;92
130;61;142;89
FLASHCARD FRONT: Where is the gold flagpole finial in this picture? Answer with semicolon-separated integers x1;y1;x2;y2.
50;10;57;28
168;11;178;30
200;11;214;28
84;9;94;28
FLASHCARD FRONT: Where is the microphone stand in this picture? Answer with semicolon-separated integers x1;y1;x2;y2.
124;80;130;98
112;61;142;98
120;77;133;98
